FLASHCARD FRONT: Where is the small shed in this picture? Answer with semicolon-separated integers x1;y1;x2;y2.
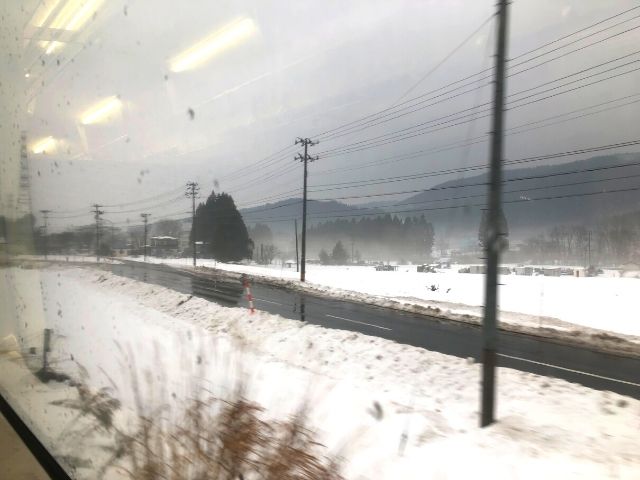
284;259;297;268
515;266;533;276
375;264;398;271
468;265;486;274
542;267;562;277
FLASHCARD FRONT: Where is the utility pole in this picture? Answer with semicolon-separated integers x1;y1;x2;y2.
294;219;299;273
587;230;592;267
91;204;104;262
42;328;52;373
295;137;318;282
351;237;355;264
40;209;51;260
481;0;509;428
185;181;200;267
141;213;151;262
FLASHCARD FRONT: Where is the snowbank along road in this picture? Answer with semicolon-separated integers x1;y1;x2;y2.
103;261;640;398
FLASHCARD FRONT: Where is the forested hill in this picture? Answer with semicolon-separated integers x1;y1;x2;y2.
240;153;640;243
240;199;384;232
394;152;640;240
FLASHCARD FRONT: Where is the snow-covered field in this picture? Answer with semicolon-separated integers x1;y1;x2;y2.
1;265;639;479
127;256;640;338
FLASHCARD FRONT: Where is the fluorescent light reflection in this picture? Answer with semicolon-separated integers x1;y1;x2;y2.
169;18;257;73
32;136;56;154
30;0;62;27
80;96;122;125
50;0;105;31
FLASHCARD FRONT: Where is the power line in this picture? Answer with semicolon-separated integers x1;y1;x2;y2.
217;144;297;184
308;140;640;193
312;92;640;179
216;9;640;200
51;185;193;215
509;13;640;71
310;166;640;213
46;136;640;227
510;5;640;62
392;13;495;105
186;143;640;224
309;8;640;142
318;64;640;158
239;185;640;225
318;54;640;156
48;160;640;231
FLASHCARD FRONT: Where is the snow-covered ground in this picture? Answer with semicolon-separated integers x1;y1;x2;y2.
1;265;639;479
125;256;640;338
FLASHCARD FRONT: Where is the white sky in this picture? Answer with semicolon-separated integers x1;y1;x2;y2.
1;0;639;231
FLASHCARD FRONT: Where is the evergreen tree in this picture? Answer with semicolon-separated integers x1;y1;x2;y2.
331;240;349;265
191;191;253;261
319;248;331;265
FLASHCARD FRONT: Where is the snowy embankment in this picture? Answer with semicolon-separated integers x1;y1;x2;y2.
127;256;640;340
1;265;639;479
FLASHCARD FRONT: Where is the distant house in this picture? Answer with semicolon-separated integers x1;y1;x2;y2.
375;264;398;271
151;236;179;257
437;258;451;268
515;266;534;276
542;267;562;277
417;264;436;273
194;240;207;256
284;259;297;268
573;267;587;277
468;265;486;274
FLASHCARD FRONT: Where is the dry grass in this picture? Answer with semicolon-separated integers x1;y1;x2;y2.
57;353;343;480
103;392;343;480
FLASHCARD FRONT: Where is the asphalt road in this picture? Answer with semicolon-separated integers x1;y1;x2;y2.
105;261;640;399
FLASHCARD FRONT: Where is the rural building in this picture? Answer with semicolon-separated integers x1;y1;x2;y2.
375;264;398;271
151;236;179;257
468;265;486;274
542;267;562;276
515;266;534;276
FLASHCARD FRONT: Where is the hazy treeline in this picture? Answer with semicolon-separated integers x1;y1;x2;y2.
519;209;640;266
308;214;435;263
0;214;37;254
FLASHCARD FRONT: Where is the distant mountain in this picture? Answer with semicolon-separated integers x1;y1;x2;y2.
397;152;640;241
240;198;385;233
240;152;640;243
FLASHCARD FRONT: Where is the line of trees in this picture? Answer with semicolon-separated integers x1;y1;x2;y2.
309;214;435;263
520;210;640;266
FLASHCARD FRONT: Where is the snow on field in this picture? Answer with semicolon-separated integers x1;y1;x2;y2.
1;265;639;479
128;256;640;338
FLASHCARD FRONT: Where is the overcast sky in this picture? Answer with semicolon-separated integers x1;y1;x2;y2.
2;0;639;231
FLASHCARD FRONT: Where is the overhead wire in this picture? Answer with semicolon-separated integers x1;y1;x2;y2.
310;8;640;142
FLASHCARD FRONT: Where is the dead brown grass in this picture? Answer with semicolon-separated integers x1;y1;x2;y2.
58;354;343;479
104;392;343;480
